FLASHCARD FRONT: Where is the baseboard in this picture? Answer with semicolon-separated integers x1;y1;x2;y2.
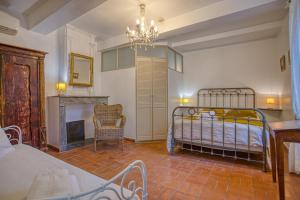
47;144;60;152
134;139;166;143
124;137;135;142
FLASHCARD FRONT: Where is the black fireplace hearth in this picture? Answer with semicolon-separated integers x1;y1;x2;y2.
66;120;84;144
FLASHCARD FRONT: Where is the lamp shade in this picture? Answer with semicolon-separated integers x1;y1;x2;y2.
266;97;275;104
179;98;190;105
56;82;67;94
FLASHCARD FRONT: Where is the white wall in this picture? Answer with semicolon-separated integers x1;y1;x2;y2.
0;11;59;137
58;25;100;96
168;69;184;125
182;34;293;121
276;16;294;120
183;39;283;105
58;25;101;139
100;67;136;139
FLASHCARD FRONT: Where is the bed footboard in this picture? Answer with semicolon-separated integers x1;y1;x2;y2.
70;160;148;200
170;106;268;172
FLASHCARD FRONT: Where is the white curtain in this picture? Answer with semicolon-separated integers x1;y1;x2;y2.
289;0;300;174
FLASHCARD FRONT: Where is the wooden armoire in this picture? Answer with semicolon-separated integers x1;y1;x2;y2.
0;43;46;148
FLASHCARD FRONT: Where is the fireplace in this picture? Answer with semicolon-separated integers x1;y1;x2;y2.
47;96;108;151
66;120;84;144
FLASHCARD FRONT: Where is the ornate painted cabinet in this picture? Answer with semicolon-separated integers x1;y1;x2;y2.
0;43;46;148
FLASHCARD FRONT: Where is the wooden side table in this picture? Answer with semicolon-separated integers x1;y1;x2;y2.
269;120;300;200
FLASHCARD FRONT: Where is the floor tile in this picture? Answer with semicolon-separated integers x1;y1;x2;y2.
48;140;300;200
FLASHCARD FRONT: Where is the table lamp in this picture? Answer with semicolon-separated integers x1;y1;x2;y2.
179;98;190;106
266;97;275;108
56;82;67;95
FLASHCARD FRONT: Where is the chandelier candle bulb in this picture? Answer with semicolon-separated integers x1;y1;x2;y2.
151;20;154;26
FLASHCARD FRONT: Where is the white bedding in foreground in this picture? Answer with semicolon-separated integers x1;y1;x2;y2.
167;118;268;152
0;144;133;200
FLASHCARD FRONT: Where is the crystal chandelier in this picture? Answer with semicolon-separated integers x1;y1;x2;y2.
126;4;159;49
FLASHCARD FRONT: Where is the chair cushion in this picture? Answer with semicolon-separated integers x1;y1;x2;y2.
95;126;123;140
95;119;102;128
115;118;122;128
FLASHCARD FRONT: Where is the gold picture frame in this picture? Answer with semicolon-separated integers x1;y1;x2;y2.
69;53;93;87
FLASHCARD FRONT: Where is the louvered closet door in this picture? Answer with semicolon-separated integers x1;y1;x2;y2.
136;57;153;141
152;58;168;140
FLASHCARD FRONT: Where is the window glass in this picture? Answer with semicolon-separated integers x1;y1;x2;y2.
136;46;152;57
137;46;166;58
175;53;183;72
168;49;176;70
118;46;135;69
102;49;117;71
151;47;167;58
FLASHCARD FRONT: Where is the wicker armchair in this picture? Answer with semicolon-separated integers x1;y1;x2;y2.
93;104;126;151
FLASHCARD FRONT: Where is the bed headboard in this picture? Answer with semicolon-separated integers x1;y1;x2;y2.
197;87;256;108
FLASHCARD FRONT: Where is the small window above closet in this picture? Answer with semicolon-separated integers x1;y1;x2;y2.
101;45;183;73
136;46;167;58
102;49;117;71
102;46;135;71
168;48;183;73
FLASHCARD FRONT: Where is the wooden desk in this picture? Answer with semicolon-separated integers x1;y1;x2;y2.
269;120;300;200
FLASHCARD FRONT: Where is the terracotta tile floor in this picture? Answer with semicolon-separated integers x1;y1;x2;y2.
47;141;300;200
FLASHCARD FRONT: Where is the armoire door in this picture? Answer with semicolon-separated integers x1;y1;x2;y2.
152;58;168;140
136;57;153;141
1;54;40;147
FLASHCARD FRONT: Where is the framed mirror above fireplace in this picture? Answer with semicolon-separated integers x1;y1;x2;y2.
69;53;93;87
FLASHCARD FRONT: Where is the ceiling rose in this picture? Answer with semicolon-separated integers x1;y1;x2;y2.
126;3;159;49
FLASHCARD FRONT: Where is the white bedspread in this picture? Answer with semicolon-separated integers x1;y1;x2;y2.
0;144;133;200
167;118;268;152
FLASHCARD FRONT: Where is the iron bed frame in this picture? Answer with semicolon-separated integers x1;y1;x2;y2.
170;88;268;171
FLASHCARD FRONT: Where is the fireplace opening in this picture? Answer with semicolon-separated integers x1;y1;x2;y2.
66;120;84;144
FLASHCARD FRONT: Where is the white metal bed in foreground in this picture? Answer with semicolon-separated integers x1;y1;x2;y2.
0;126;148;200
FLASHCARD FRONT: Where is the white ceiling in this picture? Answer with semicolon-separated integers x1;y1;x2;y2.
0;0;288;52
164;1;286;43
70;0;223;39
69;0;287;52
0;0;40;13
0;0;107;33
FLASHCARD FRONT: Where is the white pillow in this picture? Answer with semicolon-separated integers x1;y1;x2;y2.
0;129;15;158
199;112;214;118
27;169;80;200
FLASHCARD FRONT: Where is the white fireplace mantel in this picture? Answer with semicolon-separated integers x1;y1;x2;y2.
47;96;108;151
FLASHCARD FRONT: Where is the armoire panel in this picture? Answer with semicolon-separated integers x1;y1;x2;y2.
0;43;47;148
